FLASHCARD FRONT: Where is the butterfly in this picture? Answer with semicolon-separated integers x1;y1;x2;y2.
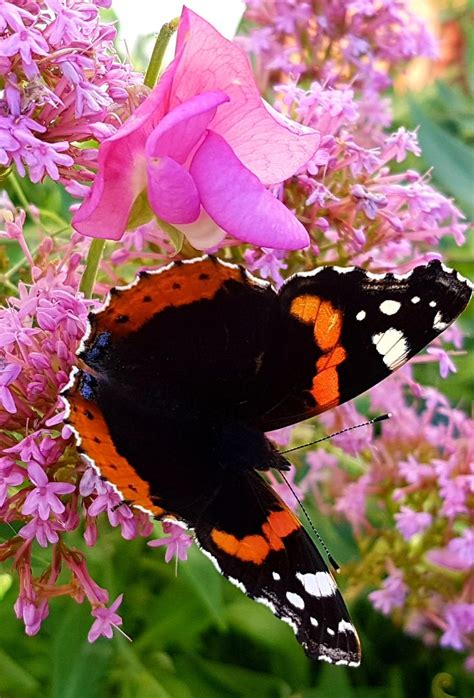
62;256;472;666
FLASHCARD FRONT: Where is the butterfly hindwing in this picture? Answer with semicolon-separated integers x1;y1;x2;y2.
194;470;361;666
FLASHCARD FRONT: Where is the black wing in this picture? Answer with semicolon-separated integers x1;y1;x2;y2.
256;260;472;430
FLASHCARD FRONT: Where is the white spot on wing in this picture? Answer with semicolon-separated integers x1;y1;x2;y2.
379;300;401;316
296;571;337;597
429;300;436;308
338;620;355;634
286;592;305;609
310;617;319;627
327;628;335;636
272;572;281;581
356;310;366;321
411;296;420;304
433;311;448;330
372;329;408;368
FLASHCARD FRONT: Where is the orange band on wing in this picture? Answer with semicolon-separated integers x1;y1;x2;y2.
211;530;270;564
93;258;243;338
314;300;342;351
211;508;300;564
289;295;343;353
290;294;346;407
312;345;347;405
290;295;321;324
66;384;164;516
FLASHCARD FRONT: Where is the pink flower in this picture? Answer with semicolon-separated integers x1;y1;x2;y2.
394;506;432;540
88;594;124;643
369;568;408;615
428;530;474;571
22;462;75;521
0;360;21;414
427;347;457;379
73;8;319;250
243;247;288;288
0;458;24;506
19;516;63;548
440;604;474;651
149;521;193;563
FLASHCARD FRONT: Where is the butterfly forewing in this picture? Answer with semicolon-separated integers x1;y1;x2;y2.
258;261;472;430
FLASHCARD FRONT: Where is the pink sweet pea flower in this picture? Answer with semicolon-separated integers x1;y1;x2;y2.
72;7;319;250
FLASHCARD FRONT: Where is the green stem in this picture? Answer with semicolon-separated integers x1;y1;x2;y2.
144;17;179;89
79;238;105;297
8;171;31;215
37;208;70;228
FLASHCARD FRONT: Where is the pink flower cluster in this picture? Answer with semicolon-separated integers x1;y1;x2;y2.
254;83;467;278
243;0;437;130
0;204;194;641
0;0;140;188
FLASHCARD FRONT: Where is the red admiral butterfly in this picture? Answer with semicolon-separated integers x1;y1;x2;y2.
62;256;472;666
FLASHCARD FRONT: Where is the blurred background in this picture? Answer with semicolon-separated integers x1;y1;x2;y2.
0;1;473;697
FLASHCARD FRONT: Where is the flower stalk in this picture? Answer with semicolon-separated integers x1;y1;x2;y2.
79;239;106;297
144;18;180;89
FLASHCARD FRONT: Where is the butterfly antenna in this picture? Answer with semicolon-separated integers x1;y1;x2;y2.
279;471;340;573
280;413;391;455
278;413;392;573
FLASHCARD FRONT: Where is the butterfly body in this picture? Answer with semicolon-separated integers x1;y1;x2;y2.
62;255;472;666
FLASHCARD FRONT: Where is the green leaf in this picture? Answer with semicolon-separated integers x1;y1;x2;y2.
0;647;40;697
464;22;474;95
314;664;353;698
0;573;12;600
178;546;226;629
409;99;474;217
155;216;185;253
225;597;310;687
126;189;154;230
133;575;216;652
51;602;112;698
175;655;291;698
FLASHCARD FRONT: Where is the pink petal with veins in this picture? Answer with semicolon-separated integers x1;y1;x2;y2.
146;91;229;163
72;65;176;239
172;8;320;184
190;131;310;250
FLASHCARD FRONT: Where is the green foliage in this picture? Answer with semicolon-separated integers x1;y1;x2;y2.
1;528;474;698
409;98;474;218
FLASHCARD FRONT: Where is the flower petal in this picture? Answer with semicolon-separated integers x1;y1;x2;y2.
146;91;229;164
174;8;320;184
176;209;226;250
147;156;200;224
190;131;310;250
73;65;176;239
28;462;48;487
